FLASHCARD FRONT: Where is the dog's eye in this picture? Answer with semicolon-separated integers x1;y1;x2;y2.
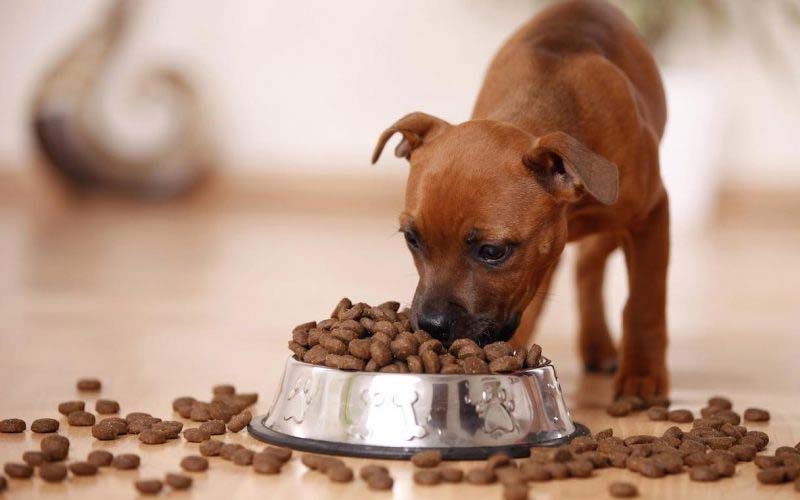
404;231;420;249
477;244;508;264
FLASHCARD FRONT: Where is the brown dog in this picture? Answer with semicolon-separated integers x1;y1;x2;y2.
372;0;668;398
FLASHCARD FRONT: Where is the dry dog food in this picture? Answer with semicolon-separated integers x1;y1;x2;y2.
40;434;70;461
609;481;638;497
0;418;26;433
67;411;96;426
413;469;442;486
69;461;98;476
199;420;226;435
139;428;167;445
152;420;183;439
180;455;209;472
87;450;113;467
165;473;193;490
184;427;211;443
22;451;45;467
411;450;442;468
0;476;6;492
31;418;59;433
112;453;140;470
76;378;102;391
4;462;33;479
289;298;547;374
232;448;255;466
213;384;236;396
366;473;394;490
92;422;118;440
199;439;224;456
263;447;292;463
227;410;252;433
95;399;120;414
743;408;770;422
327;465;355;483
58;401;84;415
135;479;163;495
466;467;496;484
40;463;68;482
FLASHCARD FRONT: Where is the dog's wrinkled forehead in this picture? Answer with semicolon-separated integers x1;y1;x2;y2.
404;121;551;245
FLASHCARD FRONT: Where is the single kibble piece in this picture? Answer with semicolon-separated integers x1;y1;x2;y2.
152;420;183;439
708;396;733;410
4;462;34;479
139;428;167;445
87;450;114;467
165;473;193;490
743;408;770;422
92;423;118;440
22;451;45;467
609;482;638;497
67;411;96;427
232;449;255;466
200;439;224;457
757;467;787;484
189;405;211;422
57;400;84;416
360;464;389;480
440;466;464;483
466;467;496;484
263;446;292;463
172;396;196;412
0;418;26;433
367;473;394;490
413;469;442;486
183;428;211;443
135;479;164;495
112;454;140;470
39;463;68;482
227;410;252;433
69;461;98;476
220;444;245;461
327;465;355;483
95;399;120;414
199;420;226;436
99;417;128;435
526;344;543;367
77;378;102;391
180;455;209;472
40;434;70;461
668;409;694;423
690;465;719;482
31;418;59;433
411;450;442;468
488;452;513;469
253;455;282;474
125;411;152;423
647;406;669;421
607;400;633;417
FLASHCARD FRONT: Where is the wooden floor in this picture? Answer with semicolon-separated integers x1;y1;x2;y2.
1;175;799;499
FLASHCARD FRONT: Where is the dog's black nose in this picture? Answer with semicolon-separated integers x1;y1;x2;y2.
416;311;451;341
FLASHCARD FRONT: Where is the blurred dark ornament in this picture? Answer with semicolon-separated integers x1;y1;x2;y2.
31;0;215;199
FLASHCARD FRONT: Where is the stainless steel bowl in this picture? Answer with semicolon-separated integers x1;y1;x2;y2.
248;356;588;460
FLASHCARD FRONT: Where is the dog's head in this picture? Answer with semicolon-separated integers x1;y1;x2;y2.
372;112;619;346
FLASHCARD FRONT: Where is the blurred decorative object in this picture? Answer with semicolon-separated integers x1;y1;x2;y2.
31;0;215;199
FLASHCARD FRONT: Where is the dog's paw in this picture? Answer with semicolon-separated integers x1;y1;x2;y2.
580;339;618;375
614;364;669;399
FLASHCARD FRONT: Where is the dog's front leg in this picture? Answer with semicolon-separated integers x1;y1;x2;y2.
615;194;670;398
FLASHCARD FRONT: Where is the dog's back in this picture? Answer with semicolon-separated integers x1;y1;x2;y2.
473;0;666;142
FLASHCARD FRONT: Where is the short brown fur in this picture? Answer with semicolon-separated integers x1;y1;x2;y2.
373;0;669;398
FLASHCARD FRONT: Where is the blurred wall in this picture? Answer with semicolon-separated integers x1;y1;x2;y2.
0;0;798;191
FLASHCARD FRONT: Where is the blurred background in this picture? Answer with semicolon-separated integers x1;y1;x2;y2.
1;0;798;397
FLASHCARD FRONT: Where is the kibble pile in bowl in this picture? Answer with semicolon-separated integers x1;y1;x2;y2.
287;298;546;374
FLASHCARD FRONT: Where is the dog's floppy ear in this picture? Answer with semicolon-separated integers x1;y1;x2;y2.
371;112;451;164
522;131;619;205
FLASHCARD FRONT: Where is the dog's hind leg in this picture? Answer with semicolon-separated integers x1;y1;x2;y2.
576;232;620;373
